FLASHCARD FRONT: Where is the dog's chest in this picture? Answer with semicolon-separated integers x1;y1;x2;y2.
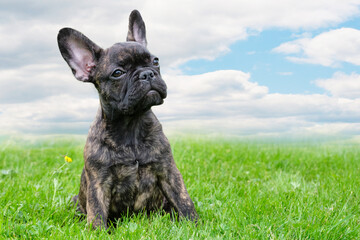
108;162;163;216
85;131;167;216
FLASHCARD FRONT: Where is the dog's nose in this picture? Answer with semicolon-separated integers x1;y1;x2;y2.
139;70;155;81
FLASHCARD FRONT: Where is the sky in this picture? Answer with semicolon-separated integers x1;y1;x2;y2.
1;0;360;138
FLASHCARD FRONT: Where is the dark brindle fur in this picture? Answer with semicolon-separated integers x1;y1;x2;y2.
57;10;198;229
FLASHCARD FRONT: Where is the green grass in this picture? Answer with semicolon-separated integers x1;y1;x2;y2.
1;135;360;239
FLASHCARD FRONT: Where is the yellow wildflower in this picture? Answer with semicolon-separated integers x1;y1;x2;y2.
64;155;73;163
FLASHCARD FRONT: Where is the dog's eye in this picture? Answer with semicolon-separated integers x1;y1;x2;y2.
153;58;159;66
111;69;125;78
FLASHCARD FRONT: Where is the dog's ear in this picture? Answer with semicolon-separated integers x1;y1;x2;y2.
57;28;103;82
126;10;147;47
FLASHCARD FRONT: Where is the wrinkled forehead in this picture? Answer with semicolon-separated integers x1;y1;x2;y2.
107;42;152;65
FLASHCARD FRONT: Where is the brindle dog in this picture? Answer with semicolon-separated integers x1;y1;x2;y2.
57;10;198;229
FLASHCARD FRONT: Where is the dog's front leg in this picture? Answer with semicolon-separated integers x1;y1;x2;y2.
159;161;198;222
85;173;111;229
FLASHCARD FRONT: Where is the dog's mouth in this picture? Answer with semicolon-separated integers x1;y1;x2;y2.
110;80;167;116
147;89;158;95
147;88;167;99
146;90;161;98
116;89;164;116
144;89;164;106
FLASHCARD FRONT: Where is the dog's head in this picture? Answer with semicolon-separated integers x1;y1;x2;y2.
57;10;167;116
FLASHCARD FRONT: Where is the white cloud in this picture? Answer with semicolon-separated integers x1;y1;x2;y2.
273;28;360;67
1;0;359;70
146;0;360;69
153;70;360;136
157;71;360;122
315;72;360;99
1;1;360;137
166;70;267;100
1;69;360;136
0;94;98;134
0;63;97;103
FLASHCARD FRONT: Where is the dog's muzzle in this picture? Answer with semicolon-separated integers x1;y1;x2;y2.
138;69;167;99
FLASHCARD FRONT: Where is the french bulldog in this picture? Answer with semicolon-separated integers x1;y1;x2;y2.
57;10;198;229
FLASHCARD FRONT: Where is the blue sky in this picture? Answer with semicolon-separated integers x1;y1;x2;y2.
181;16;360;95
1;0;360;138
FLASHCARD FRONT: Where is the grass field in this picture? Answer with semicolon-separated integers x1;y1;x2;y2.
0;135;360;239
